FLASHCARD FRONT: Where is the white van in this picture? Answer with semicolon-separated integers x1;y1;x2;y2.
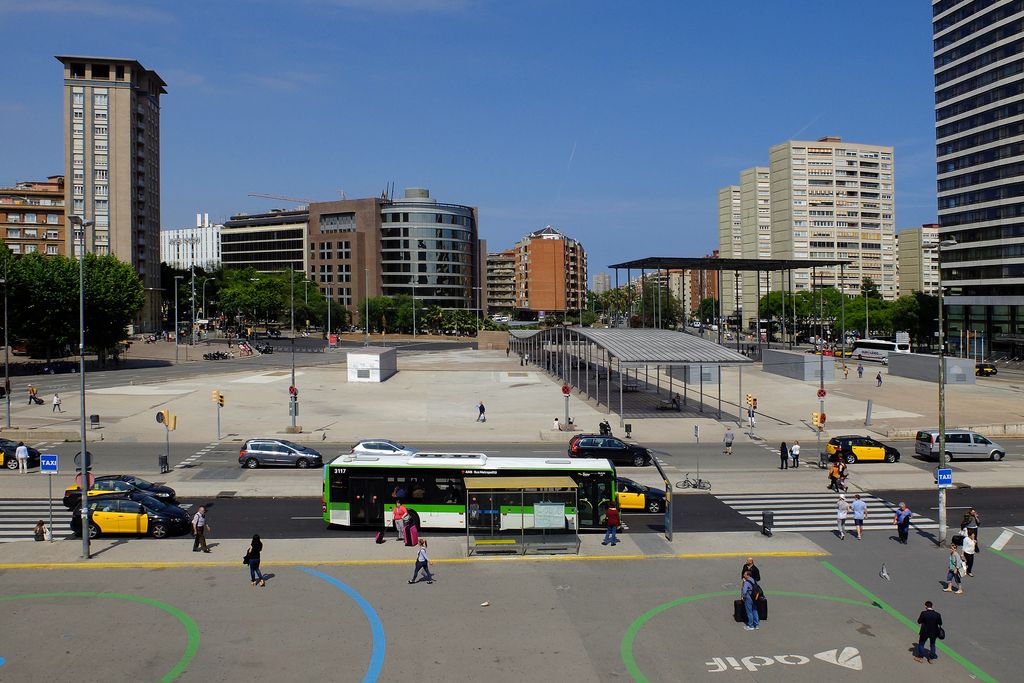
914;430;1006;461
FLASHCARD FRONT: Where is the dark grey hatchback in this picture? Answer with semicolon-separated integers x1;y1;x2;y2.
239;439;323;468
568;434;652;467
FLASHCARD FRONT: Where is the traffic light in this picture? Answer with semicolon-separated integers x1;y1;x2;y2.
752;397;758;410
812;412;825;429
168;414;177;431
159;409;169;425
745;393;753;407
212;390;224;407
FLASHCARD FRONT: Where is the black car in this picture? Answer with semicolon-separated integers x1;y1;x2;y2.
568;434;651;467
616;477;666;513
71;493;190;539
0;439;41;471
96;474;176;502
239;438;323;468
62;475;176;509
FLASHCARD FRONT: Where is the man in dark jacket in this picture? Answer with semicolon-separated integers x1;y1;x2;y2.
914;601;942;661
741;557;761;582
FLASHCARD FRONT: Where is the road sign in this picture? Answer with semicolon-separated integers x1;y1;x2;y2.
73;450;92;469
817;388;827;398
40;453;58;473
561;384;571;395
937;468;953;488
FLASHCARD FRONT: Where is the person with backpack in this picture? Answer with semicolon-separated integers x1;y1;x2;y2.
408;538;434;584
943;546;965;594
740;570;761;631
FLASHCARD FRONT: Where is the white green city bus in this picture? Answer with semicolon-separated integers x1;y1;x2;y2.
322;452;616;530
851;338;910;363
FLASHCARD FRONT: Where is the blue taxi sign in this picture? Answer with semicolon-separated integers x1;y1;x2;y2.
40;453;59;473
937;468;953;488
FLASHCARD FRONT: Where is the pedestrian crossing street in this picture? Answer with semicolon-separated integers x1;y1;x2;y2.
0;498;73;542
715;491;939;533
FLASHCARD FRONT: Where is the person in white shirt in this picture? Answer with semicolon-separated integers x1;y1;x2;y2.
962;531;977;576
836;494;851;540
790;441;801;468
409;538;434;584
15;442;29;474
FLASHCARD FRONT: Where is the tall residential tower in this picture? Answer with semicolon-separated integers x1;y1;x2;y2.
934;1;1024;358
57;55;165;331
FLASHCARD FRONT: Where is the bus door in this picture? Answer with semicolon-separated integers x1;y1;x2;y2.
349;477;386;527
577;476;612;528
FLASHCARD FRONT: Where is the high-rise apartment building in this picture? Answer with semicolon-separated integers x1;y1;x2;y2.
57;55;166;331
770;137;896;300
934;0;1024;357
897;224;940;296
740;167;773;322
513;226;587;315
718;185;742;317
487;250;516;311
592;272;612;295
0;176;66;256
161;213;222;270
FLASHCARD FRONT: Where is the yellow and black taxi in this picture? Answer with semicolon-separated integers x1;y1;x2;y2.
975;362;997;377
1;439;40;471
826;435;901;464
616;477;666;513
70;493;190;539
63;475;175;509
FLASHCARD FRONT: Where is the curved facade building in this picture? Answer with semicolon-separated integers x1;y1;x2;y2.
306;188;483;318
380;188;479;309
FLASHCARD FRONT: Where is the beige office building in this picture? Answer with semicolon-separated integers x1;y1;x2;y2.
57;55;166;331
769;136;896;300
718;185;742;318
896;224;939;296
486;250;516;311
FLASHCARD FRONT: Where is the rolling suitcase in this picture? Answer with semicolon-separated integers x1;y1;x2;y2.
375;531;385;544
733;599;746;623
755;598;768;620
405;524;419;546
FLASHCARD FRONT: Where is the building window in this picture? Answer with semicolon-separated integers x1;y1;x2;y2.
92;64;109;79
337;241;351;259
94;126;107;136
70;63;85;78
23;213;36;223
72;92;84;106
94;141;107;152
73;199;84;213
47;215;59;225
73;184;84;196
7;228;20;237
94;200;108;213
95;169;107;180
73;139;84;152
115;64;124;80
95;111;107;122
46;245;59;255
24;229;37;238
95;155;107;168
46;230;59;239
94;93;108;107
73;110;84;120
24;244;37;254
8;244;20;254
95;214;108;227
94;185;107;197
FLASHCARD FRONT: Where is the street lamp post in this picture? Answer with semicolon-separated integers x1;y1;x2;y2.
290;268;297;428
201;278;211;319
174;276;184;363
473;286;481;335
937;239;957;545
69;215;94;559
2;274;9;429
190;266;197;347
364;267;370;347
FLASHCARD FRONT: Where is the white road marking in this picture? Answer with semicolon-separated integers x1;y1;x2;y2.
290;516;322;520
991;529;1014;551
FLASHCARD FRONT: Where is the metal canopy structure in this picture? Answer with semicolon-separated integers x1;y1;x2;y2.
609;256;849;271
509;327;751;425
606;255;854;358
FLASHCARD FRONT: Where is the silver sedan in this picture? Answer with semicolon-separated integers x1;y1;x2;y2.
350;439;418;457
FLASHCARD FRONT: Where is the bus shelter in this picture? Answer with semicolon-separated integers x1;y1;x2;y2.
464;476;580;556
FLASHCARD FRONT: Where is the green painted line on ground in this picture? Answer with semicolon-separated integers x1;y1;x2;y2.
621;590;876;683
0;591;200;682
820;560;996;683
987;546;1024;569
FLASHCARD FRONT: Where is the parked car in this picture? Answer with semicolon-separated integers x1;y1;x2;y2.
71;494;190;539
616;477;666;513
568;434;651;467
239;439;323;468
63;477;136;509
975;362;997;377
0;440;40;471
351;439;418;457
914;429;1006;461
92;474;176;503
826;435;901;463
41;360;78;374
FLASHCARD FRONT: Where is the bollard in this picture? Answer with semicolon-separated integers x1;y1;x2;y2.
864;399;873;426
624;423;632;439
761;510;774;537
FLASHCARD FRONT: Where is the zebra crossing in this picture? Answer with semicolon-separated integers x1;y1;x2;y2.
0;498;73;542
715;491;939;533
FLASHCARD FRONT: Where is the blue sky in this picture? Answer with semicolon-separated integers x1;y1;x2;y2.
0;0;937;281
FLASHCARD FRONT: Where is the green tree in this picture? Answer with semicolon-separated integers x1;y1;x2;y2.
85;254;145;363
696;297;718;324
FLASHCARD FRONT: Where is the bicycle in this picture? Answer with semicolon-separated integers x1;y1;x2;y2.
676;474;712;491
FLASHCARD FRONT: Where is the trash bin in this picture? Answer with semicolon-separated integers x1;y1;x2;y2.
818;451;829;469
761;510;774;537
624;423;633;439
89;414;100;429
158;454;169;474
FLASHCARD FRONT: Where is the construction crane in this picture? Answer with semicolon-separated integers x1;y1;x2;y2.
247;192;316;204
